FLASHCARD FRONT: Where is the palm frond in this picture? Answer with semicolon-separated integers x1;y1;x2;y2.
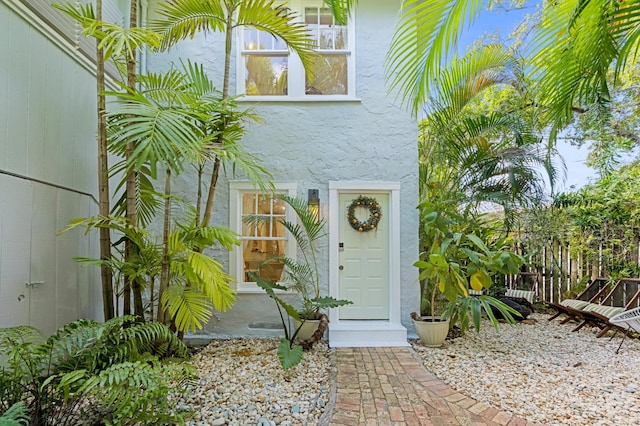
214;139;275;194
161;285;213;332
322;0;357;25
107;97;205;172
236;0;318;74
386;0;485;115
0;402;29;425
54;2;162;60
184;250;236;312
530;0;626;140
109;161;162;227
152;0;227;47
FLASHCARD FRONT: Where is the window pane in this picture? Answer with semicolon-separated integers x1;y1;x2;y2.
306;54;348;95
257;194;271;214
272;220;286;238
319;8;333;25
242;193;257;213
241;192;287;282
259;31;275;50
305;7;318;25
244;29;259;50
335;27;347;49
245;55;288;96
245;28;286;51
320;28;334;49
244;240;285;282
272;198;286;215
274;36;287;50
242;221;256;237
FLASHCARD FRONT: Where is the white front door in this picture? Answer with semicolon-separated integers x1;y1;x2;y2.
338;192;390;319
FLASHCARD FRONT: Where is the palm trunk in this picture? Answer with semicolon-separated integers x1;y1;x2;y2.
195;164;203;227
201;158;221;227
149;275;155;321
124;0;139;315
96;0;114;320
200;9;233;227
157;168;172;324
133;278;144;319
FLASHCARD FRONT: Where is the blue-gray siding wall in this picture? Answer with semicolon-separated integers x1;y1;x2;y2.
0;1;102;335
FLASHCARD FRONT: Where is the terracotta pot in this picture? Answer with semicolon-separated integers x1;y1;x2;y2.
293;318;321;341
413;317;450;347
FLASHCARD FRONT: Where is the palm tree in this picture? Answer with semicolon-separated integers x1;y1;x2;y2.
96;0;114;320
55;1;163;318
419;44;563;218
530;0;640;141
151;0;318;228
105;61;262;326
385;0;488;117
379;0;640;149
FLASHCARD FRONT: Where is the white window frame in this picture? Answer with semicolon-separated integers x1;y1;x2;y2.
229;182;298;293
235;0;356;101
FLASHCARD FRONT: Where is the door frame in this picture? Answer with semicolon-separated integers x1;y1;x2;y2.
328;181;402;327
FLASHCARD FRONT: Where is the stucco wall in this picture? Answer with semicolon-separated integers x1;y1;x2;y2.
147;0;420;339
0;2;102;335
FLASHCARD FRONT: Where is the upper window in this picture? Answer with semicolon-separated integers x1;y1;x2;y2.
230;183;297;292
237;1;355;100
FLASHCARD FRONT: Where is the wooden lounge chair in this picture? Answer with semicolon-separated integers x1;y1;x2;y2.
546;277;613;324
501;272;538;313
572;278;640;338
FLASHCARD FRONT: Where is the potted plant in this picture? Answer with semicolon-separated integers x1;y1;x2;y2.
247;194;352;369
413;199;522;347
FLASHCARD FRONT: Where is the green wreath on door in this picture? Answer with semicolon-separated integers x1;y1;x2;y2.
346;195;381;232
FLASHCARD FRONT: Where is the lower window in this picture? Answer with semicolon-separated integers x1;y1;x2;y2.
230;182;297;292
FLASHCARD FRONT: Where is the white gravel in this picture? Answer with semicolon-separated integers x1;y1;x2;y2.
412;313;640;426
177;338;333;426
176;314;640;426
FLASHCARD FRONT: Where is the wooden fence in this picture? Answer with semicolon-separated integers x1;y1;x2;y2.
504;240;640;304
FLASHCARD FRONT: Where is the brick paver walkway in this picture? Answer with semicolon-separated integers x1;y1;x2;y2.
329;347;536;426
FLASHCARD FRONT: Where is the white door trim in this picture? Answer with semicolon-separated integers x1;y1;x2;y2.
328;181;407;346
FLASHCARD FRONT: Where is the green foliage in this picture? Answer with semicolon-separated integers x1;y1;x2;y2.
530;0;640;142
415;197;524;329
518;161;640;278
248;195;351;370
0;318;192;425
418;44;563;224
386;0;487;115
443;295;520;334
54;2;163;63
62;212;239;333
276;339;304;371
152;0;318;75
0;403;29;426
246;195;351;319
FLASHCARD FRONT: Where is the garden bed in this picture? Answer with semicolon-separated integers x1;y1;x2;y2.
176;338;333;425
412;313;640;425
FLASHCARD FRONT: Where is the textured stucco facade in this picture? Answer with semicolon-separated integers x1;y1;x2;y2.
147;0;420;339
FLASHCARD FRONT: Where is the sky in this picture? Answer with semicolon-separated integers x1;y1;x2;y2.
456;2;598;194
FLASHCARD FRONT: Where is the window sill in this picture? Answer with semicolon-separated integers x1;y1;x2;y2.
237;96;362;103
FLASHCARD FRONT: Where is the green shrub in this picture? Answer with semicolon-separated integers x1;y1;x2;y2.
0;317;193;425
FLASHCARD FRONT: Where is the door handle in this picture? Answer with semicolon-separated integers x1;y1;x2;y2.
339;265;344;270
25;281;45;287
